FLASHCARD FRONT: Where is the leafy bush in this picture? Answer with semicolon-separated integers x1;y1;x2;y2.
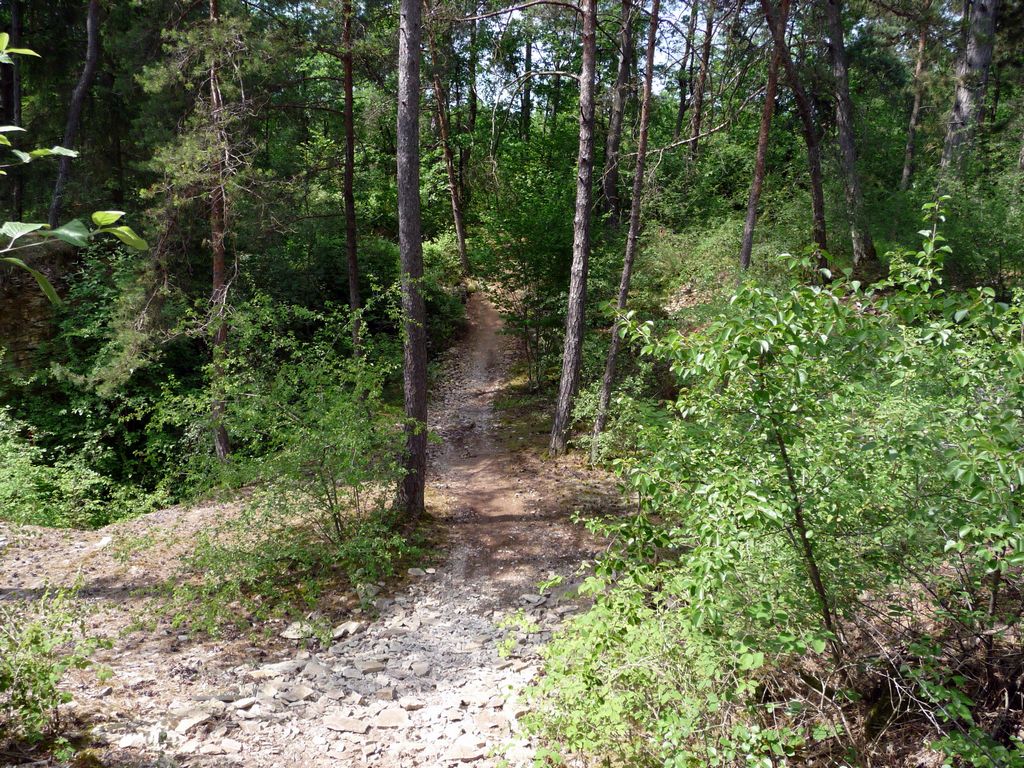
527;204;1024;766
161;305;421;633
0;587;102;750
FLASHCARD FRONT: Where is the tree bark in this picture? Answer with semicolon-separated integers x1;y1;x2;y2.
10;0;23;220
343;0;361;352
521;34;532;140
899;21;928;191
549;0;597;456
427;15;470;278
601;0;632;225
460;2;478;206
941;0;1000;172
591;0;659;460
762;0;827;260
739;0;788;271
48;0;101;228
826;0;876;266
673;4;700;142
398;0;428;519
209;0;231;462
688;0;716;159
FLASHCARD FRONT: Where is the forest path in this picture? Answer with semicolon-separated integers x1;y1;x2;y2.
0;293;618;768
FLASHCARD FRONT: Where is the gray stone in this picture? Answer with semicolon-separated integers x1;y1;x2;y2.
280;685;315;703
324;714;369;734
280;622;314;640
399;696;425;711
332;620;363;639
374;708;409;728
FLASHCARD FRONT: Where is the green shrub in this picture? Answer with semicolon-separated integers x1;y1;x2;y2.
0;587;103;750
527;203;1024;766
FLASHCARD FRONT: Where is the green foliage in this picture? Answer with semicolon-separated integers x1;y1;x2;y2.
0;587;104;748
528;205;1024;766
158;304;420;633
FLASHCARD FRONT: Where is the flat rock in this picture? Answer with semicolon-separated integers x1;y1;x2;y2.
374;708;410;728
280;685;316;703
174;709;213;734
324;714;369;734
399;696;425;711
332;620;363;639
281;622;315;640
446;734;486;762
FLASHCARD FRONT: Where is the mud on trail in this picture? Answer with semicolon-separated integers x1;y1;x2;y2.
0;293;621;767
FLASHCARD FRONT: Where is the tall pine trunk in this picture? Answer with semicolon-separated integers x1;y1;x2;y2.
343;0;361;352
739;0;788;271
688;0;716;159
460;3;478;207
826;0;876;267
49;0;101;228
427;16;470;278
674;5;699;141
900;21;928;190
521;35;532;140
941;0;1000;172
549;0;597;456
762;0;827;260
398;0;428;518
591;0;659;460
601;0;632;225
209;0;231;461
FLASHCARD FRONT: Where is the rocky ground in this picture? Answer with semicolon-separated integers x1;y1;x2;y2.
0;294;621;767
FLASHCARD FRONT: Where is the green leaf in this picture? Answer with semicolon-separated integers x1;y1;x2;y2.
29;146;79;159
43;219;90;247
96;225;147;250
91;210;125;227
0;256;60;304
11;149;31;163
0;125;25;134
953;308;969;323
0;33;9;51
738;651;764;670
1;221;44;242
5;47;40;57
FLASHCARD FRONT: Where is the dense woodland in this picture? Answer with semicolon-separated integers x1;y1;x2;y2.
2;0;1024;764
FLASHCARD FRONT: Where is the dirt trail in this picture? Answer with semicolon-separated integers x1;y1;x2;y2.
0;293;618;767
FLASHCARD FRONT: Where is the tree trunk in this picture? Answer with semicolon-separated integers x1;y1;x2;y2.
342;0;361;352
673;5;700;141
601;0;632;225
739;0;788;271
521;35;532;140
941;0;1000;172
899;21;928;191
10;0;23;220
591;0;659;460
460;3;478;206
427;16;470;278
826;0;876;266
762;0;827;260
209;0;231;461
688;0;716;159
48;0;101;228
549;0;597;456
398;0;428;519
